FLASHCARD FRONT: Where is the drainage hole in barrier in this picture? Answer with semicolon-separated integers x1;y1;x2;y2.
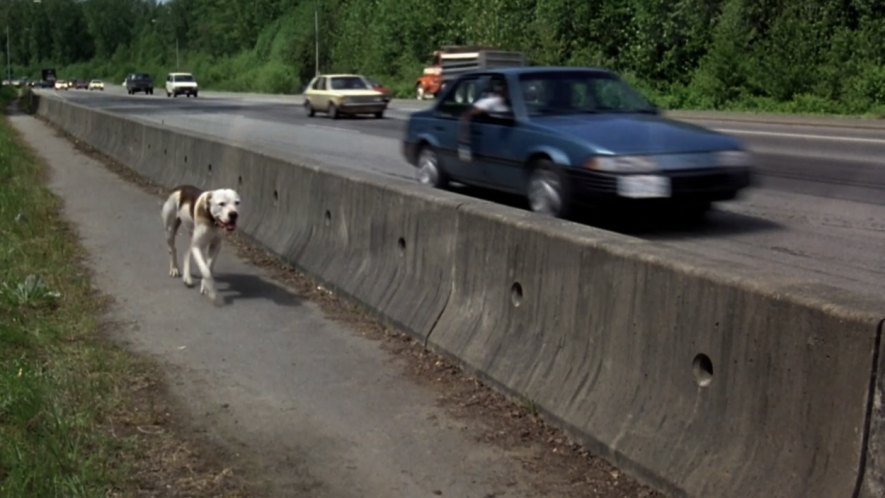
147;143;151;149
397;237;406;254
510;282;523;307
693;354;714;387
237;175;243;186
163;148;167;155
273;190;279;202
184;155;188;163
324;210;332;226
208;163;212;173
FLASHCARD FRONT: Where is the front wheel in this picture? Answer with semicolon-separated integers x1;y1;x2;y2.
374;110;384;119
304;100;315;117
527;160;571;218
328;103;339;120
416;146;448;188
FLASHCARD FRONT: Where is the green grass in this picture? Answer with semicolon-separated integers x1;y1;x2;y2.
0;86;135;497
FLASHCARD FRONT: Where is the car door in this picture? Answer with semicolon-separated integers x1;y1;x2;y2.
431;76;485;184
468;75;522;191
315;77;330;111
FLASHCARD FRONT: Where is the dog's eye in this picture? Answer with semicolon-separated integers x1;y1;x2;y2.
235;201;240;206
219;202;226;207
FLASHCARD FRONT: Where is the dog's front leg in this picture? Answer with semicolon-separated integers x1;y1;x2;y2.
182;243;194;287
190;244;216;300
207;239;221;273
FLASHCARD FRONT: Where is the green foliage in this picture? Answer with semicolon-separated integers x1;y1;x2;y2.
2;0;885;115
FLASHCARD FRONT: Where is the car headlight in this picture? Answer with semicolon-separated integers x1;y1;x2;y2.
716;150;752;167
584;155;659;173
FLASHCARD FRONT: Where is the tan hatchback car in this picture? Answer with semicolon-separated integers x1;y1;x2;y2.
303;74;388;119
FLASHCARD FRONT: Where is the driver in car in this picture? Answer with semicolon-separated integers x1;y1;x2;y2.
458;79;510;162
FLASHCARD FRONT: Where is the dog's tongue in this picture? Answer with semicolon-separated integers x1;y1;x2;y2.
225;223;236;232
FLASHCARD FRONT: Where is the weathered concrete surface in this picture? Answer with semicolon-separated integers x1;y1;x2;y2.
31;91;885;498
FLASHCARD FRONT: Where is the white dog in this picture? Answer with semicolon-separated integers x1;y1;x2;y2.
162;185;240;301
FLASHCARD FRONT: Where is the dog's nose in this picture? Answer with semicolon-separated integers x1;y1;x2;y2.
228;211;238;221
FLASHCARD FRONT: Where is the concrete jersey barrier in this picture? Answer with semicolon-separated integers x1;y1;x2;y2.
29;91;885;498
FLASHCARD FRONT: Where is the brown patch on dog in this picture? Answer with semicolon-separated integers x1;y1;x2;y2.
173;185;202;219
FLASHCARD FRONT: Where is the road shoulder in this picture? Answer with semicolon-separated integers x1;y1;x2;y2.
12;104;660;498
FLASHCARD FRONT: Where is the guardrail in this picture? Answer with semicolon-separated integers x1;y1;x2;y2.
27;91;885;498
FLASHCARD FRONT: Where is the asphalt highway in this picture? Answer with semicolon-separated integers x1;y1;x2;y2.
45;86;885;298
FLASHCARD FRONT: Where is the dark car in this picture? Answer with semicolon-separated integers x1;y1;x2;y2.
72;79;89;90
125;73;154;95
402;67;753;217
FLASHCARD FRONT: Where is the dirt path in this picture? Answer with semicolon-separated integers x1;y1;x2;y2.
11;108;661;498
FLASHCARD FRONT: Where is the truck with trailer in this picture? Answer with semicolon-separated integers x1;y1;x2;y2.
415;46;526;100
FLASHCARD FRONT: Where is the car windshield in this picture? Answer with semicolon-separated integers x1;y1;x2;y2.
134;74;151;80
330;76;370;90
518;71;657;117
175;75;195;82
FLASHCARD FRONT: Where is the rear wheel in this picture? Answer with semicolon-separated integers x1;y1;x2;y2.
416;146;448;188
374;111;384;119
527;160;571;218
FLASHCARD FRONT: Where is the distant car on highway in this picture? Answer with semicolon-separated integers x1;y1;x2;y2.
402;67;754;218
88;79;105;91
54;80;70;90
72;80;89;90
303;74;388;119
165;72;199;98
125;73;154;95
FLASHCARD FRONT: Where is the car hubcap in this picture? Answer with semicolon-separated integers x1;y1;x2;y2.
528;170;562;215
417;150;438;185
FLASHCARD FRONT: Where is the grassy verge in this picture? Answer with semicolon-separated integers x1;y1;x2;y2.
0;87;248;497
0;84;122;496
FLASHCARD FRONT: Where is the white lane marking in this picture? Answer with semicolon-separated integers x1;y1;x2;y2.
304;124;363;134
715;127;885;145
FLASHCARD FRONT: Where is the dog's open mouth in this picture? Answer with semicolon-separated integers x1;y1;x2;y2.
217;220;237;232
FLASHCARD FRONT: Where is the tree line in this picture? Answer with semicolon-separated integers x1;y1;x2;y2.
2;0;884;114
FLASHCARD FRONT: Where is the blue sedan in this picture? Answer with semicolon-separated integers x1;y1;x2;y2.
402;67;753;217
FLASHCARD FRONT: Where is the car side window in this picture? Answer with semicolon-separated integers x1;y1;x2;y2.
313;77;325;90
437;78;481;118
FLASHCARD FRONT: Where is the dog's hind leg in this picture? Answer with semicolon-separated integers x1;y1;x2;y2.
162;195;181;277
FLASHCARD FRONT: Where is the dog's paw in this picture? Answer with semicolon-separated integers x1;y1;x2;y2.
200;281;215;296
169;267;180;278
183;275;194;287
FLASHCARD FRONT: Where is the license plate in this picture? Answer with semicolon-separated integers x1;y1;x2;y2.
617;175;671;199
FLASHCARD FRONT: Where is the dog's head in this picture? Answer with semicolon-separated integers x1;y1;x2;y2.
207;189;240;232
